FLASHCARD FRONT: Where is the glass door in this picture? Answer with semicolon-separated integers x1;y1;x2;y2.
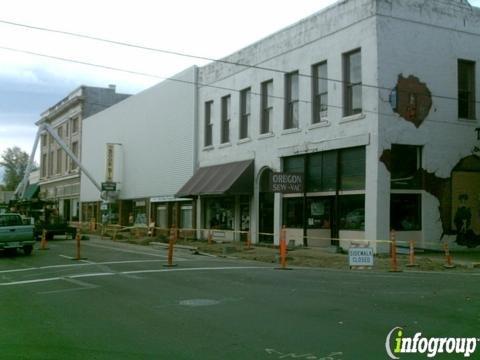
306;197;334;247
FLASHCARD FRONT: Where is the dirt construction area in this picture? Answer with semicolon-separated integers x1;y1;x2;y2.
116;235;480;273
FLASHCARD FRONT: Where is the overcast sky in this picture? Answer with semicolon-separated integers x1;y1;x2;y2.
1;0;479;180
0;0;340;167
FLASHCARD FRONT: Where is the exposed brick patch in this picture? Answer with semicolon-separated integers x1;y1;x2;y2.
393;75;432;128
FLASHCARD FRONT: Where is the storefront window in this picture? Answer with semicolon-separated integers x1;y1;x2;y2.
306;198;331;229
339;195;365;230
205;198;234;230
156;205;168;229
340;147;365;190
322;151;337;191
391;145;422;189
180;205;193;229
390;194;421;231
307;153;322;192
306;151;337;192
283;197;304;228
284;156;304;174
105;202;119;224
134;200;147;225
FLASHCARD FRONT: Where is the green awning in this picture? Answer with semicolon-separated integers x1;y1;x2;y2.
23;184;40;200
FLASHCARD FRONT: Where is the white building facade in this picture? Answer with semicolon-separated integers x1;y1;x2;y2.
80;67;198;231
37;85;130;221
177;0;480;252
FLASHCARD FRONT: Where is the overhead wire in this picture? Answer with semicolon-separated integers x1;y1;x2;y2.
0;45;478;130
0;18;478;105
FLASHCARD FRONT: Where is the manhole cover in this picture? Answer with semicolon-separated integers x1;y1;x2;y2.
179;299;220;307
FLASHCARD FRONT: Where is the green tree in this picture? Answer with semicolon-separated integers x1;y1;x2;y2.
0;147;30;191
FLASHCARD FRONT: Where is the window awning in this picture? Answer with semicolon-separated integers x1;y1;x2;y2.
176;160;254;197
23;184;40;200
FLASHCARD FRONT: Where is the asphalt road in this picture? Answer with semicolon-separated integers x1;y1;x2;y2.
0;238;478;360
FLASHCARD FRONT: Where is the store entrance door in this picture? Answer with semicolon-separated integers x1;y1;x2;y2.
259;168;274;243
306;196;338;247
63;199;71;221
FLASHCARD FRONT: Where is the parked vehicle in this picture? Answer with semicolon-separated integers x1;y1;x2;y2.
34;216;77;241
0;213;35;255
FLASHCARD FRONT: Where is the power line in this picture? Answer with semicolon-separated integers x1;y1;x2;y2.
0;18;477;105
0;45;477;130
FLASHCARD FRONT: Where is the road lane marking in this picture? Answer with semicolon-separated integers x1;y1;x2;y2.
0;267;37;274
120;266;269;275
0;266;270;286
37;277;99;295
83;242;188;260
1;277;61;286
69;272;115;279
0;259;184;274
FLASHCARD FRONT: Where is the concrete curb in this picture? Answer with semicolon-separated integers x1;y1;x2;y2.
150;241;199;253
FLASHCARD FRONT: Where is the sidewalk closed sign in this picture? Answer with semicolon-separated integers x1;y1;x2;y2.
349;247;374;267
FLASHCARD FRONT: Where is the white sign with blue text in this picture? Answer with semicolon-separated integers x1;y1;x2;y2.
349;247;374;267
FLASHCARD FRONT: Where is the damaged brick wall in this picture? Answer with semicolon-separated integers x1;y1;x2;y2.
391;75;432;128
380;150;480;247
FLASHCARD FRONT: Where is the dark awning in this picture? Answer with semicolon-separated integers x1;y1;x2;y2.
176;160;254;197
23;184;40;200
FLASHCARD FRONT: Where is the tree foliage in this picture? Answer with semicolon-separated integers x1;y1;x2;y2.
0;147;30;191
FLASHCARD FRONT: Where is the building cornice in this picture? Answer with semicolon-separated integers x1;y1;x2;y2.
38;173;80;186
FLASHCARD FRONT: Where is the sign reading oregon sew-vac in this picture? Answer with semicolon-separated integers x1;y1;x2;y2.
270;172;304;193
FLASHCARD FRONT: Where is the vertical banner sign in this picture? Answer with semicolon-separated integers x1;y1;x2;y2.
106;144;114;182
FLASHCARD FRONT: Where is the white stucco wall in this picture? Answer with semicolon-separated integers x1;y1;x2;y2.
196;0;381;246
80;67;197;202
194;0;480;250
376;0;480;248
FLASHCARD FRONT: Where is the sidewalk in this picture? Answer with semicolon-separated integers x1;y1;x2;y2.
113;235;480;273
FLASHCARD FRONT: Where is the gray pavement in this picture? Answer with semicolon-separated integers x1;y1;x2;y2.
0;238;479;359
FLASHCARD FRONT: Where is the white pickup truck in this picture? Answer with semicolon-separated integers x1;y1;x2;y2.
0;213;35;255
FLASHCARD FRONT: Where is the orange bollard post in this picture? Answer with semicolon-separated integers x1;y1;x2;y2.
208;229;213;245
244;230;253;250
406;240;419;267
276;225;291;270
39;229;49;250
75;229;82;260
389;230;402;272
164;225;178;268
443;242;456;269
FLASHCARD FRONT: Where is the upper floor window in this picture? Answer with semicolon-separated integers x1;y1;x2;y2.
312;61;328;123
41;134;47;148
285;71;299;129
71;141;79;170
261;80;273;134
41;153;47;178
344;49;362;116
48;151;54;176
221;95;231;144
458;59;476;119
239;88;251;139
391;144;422;190
204;101;213;147
57;126;63;140
56;149;62;174
72;117;79;133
